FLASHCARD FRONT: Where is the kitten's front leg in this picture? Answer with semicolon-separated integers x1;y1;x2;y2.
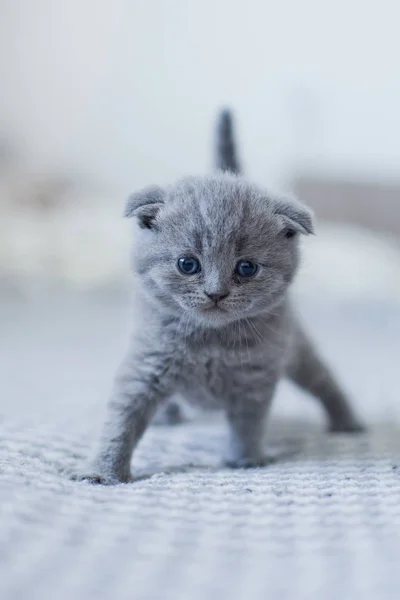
223;377;278;469
78;356;172;485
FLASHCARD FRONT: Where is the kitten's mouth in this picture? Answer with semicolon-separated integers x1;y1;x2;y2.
194;303;237;327
202;304;227;313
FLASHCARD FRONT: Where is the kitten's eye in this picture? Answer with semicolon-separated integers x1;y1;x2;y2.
284;228;297;239
235;260;258;278
177;256;201;275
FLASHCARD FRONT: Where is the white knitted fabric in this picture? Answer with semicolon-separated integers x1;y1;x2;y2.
1;294;399;600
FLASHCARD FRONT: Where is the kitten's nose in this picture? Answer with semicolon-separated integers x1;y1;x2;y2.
205;291;230;303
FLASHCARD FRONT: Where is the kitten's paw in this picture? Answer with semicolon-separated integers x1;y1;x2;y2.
329;420;367;434
70;468;133;486
224;455;272;469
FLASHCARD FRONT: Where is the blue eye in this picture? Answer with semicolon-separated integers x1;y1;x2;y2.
177;257;201;275
235;260;258;278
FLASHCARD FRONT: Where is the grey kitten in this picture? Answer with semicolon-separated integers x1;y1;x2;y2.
79;110;364;485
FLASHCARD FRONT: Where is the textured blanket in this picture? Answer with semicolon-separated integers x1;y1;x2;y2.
1;294;399;600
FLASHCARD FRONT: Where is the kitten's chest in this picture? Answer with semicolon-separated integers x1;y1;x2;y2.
192;347;224;384
177;341;251;401
165;318;286;398
178;346;228;404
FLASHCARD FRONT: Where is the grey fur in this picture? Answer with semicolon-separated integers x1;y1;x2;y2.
215;109;241;174
124;185;165;229
79;172;364;485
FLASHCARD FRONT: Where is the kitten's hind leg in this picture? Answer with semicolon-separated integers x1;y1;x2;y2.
223;377;278;468
153;396;186;426
286;326;365;433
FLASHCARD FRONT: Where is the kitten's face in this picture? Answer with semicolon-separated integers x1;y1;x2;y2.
128;174;313;327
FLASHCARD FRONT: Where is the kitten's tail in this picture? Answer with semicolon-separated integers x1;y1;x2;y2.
215;108;241;174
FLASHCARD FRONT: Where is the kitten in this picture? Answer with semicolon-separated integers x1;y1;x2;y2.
79;110;364;484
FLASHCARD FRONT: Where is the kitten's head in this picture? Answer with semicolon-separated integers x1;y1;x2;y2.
126;173;313;327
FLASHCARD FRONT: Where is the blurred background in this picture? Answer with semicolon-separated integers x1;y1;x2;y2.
1;0;400;302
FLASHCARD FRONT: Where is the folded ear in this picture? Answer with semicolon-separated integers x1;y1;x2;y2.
124;186;165;229
274;197;314;235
